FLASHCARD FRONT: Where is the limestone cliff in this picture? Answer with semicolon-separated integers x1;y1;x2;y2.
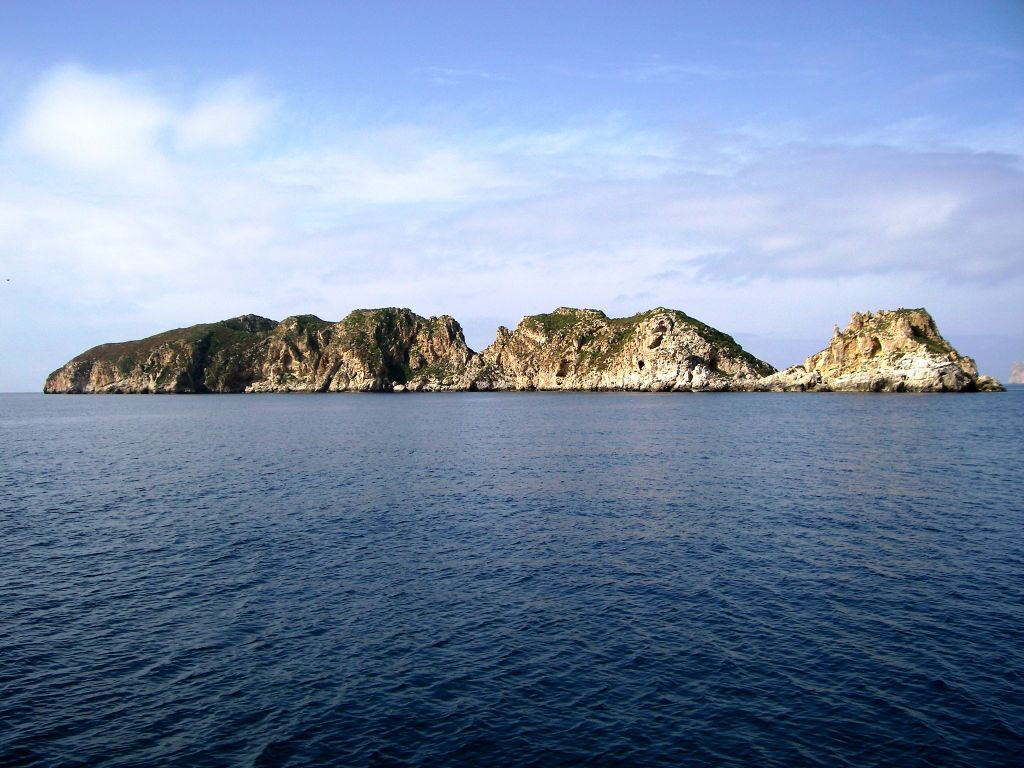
1010;363;1024;385
44;309;473;393
754;308;1004;392
45;305;774;393
466;307;774;391
43;305;1001;394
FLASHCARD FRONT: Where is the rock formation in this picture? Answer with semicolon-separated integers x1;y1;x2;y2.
44;305;1003;393
754;308;1003;392
466;307;774;391
44;309;473;393
1010;363;1024;385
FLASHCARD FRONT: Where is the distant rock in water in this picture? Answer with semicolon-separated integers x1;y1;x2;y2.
1010;363;1024;385
754;308;1004;392
44;305;1002;393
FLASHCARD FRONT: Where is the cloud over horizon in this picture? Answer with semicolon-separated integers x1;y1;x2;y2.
1;62;1022;389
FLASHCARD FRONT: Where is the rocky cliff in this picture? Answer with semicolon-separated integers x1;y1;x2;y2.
755;308;1003;392
44;309;473;393
466;307;774;391
44;305;1003;393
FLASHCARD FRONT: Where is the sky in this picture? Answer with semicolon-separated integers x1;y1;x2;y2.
0;0;1022;390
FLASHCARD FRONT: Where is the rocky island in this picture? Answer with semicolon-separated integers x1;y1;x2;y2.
44;306;1003;393
1010;363;1024;385
753;308;1003;392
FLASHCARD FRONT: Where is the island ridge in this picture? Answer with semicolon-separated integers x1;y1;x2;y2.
43;306;1004;394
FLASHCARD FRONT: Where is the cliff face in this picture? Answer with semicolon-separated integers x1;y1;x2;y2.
44;309;473;393
244;310;473;393
467;307;774;391
756;309;1004;392
44;305;1002;393
45;306;774;393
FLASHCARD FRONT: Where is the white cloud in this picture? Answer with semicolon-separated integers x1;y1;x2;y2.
2;63;1023;391
877;194;962;237
176;80;274;152
265;143;514;207
7;64;273;186
11;64;171;182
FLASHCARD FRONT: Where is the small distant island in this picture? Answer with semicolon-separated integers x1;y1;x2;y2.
1010;362;1024;385
44;306;1004;394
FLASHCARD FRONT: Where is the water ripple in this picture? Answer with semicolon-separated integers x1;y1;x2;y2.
1;391;1022;767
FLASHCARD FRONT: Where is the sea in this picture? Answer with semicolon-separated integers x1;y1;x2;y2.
1;390;1022;767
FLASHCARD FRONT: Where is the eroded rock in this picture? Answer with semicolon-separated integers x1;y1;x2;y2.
465;307;774;391
44;309;474;394
751;308;1004;392
43;305;1001;394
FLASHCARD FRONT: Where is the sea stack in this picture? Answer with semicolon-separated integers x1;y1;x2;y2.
757;308;1004;392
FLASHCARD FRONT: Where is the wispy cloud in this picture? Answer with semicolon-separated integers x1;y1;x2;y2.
10;64;172;183
538;58;727;84
616;59;725;83
421;66;512;85
176;79;275;152
2;63;1022;388
7;64;274;184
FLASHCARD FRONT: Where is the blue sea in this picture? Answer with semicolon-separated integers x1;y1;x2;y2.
2;391;1022;767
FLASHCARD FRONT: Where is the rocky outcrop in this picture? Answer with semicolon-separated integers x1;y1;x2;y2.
753;308;1004;392
44;309;474;393
44;306;774;393
44;305;1003;394
466;307;774;391
243;310;473;393
1010;363;1024;385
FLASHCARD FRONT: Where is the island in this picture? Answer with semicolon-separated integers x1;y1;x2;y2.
44;306;1004;393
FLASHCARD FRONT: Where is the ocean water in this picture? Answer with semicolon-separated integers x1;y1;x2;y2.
1;390;1022;767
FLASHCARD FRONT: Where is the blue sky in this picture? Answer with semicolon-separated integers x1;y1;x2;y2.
1;1;1022;390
